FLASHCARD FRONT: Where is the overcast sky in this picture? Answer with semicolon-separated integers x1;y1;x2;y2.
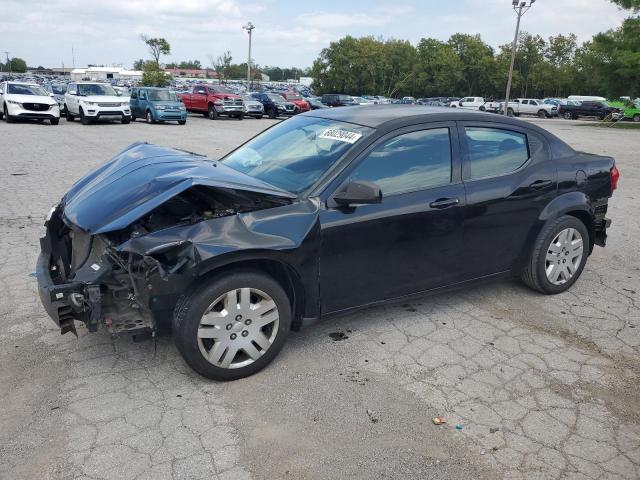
0;0;629;69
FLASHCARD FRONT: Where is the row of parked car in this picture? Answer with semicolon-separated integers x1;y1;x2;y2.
0;80;329;125
436;95;638;121
3;78;639;126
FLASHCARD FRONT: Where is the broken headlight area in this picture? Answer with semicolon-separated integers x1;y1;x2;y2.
39;214;155;337
37;186;291;337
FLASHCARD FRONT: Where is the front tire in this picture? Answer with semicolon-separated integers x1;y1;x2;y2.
538;110;548;119
66;107;74;121
178;120;186;125
4;104;14;123
80;108;89;125
50;118;59;125
122;116;131;124
207;104;218;120
146;110;155;124
521;215;589;294
173;270;292;381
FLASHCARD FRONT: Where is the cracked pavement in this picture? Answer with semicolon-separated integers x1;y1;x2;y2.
0;116;638;479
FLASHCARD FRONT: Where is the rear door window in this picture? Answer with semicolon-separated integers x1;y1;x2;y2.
464;127;530;180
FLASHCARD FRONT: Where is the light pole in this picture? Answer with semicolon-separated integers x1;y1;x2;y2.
504;0;535;116
242;22;255;88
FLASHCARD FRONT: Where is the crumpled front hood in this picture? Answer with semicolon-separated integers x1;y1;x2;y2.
61;142;295;234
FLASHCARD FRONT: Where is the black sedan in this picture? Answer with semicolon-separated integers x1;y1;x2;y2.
37;106;618;380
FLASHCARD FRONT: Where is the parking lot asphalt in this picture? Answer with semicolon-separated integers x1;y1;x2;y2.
0;113;638;480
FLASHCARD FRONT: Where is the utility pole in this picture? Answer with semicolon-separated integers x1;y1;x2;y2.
72;45;75;69
4;52;11;75
242;22;255;88
504;0;535;116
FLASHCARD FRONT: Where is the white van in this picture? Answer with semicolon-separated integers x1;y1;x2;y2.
568;95;607;103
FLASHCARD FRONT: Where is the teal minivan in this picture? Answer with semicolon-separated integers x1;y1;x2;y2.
130;87;187;124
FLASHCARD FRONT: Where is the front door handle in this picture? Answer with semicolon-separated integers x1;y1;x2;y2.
429;198;460;209
530;180;553;190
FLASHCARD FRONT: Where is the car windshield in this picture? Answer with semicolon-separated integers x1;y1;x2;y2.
77;84;118;96
223;116;373;194
267;94;286;103
50;84;67;94
7;84;47;96
147;90;177;101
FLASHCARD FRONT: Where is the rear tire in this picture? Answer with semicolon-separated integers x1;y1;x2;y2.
507;108;515;117
173;270;292;381
254;115;263;120
268;107;277;119
633;114;640;123
563;112;573;120
521;215;589;295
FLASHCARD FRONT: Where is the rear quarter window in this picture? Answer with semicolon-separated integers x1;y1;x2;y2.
464;127;530;179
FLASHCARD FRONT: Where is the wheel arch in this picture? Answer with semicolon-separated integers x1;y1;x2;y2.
514;192;595;274
196;253;307;331
538;191;595;250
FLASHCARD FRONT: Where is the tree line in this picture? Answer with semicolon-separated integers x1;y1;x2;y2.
310;17;640;99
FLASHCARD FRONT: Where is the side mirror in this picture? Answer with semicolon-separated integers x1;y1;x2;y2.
331;180;382;207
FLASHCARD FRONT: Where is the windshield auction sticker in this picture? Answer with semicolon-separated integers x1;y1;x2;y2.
319;128;363;144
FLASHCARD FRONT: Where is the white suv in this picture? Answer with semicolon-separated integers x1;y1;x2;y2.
0;81;60;125
65;82;131;125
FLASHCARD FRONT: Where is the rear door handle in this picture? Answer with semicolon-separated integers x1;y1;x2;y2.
530;180;553;190
429;198;460;209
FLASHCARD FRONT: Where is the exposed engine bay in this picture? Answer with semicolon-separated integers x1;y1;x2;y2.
38;185;292;337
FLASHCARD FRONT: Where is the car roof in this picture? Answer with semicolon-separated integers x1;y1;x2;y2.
6;81;40;85
300;104;541;129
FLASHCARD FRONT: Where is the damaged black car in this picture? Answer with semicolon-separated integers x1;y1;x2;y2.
37;106;618;380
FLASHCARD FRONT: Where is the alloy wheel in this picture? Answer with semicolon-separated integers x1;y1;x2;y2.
545;228;584;285
197;288;279;369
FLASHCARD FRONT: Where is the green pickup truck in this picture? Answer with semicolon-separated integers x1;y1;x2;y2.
610;100;640;122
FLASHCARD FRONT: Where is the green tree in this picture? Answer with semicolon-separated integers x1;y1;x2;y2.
587;17;640;97
141;61;171;87
413;38;463;97
140;35;171;66
447;34;495;96
610;0;640;10
133;59;145;70
8;57;27;73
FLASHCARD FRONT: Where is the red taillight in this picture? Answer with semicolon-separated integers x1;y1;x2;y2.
610;165;620;192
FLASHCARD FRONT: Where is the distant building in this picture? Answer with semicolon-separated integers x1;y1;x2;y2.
70;67;143;82
164;68;218;79
299;77;313;87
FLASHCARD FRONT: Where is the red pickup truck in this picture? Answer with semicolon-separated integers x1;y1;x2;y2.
178;84;244;120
